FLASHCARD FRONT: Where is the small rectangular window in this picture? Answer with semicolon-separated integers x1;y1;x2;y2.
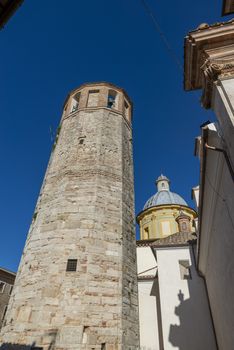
78;136;86;145
107;95;115;108
0;281;6;293
107;90;117;108
179;260;191;280
66;259;77;272
71;92;81;113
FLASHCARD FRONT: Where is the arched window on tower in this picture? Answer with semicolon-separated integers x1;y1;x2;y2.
70;92;80;113
107;90;118;109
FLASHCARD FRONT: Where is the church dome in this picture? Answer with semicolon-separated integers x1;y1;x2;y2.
143;175;188;210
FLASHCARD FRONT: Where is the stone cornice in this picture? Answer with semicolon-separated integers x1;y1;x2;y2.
184;20;234;106
0;267;16;277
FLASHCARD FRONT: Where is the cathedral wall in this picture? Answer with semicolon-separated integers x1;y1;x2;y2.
136;246;159;349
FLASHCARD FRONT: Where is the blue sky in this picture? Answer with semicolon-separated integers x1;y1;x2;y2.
1;0;230;271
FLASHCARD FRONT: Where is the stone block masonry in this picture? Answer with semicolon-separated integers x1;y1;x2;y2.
0;82;139;350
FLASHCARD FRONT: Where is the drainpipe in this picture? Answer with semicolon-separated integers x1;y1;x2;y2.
204;143;234;182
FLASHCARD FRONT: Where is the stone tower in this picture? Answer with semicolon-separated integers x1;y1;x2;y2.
0;82;139;349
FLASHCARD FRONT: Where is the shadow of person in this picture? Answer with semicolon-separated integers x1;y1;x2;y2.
169;289;197;350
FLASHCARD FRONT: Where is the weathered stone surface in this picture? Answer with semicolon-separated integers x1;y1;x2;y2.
0;268;16;330
0;82;139;349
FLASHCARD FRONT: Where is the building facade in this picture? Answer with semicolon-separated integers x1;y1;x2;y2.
137;176;217;350
0;268;15;330
184;19;234;350
0;82;139;350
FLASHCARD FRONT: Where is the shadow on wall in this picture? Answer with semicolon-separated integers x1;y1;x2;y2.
0;329;57;350
168;276;216;350
168;290;195;350
0;343;45;350
0;343;35;349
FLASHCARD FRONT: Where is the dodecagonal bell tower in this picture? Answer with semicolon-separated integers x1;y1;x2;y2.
0;82;139;350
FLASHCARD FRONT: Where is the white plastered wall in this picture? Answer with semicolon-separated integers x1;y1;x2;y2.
156;246;217;350
137;246;156;277
199;78;234;350
138;281;159;350
137;246;159;350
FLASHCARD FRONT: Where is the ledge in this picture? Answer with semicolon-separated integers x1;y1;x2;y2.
184;19;234;91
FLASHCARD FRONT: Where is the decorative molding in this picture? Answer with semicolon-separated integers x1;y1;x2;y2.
137;275;156;281
184;20;234;96
201;58;234;108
